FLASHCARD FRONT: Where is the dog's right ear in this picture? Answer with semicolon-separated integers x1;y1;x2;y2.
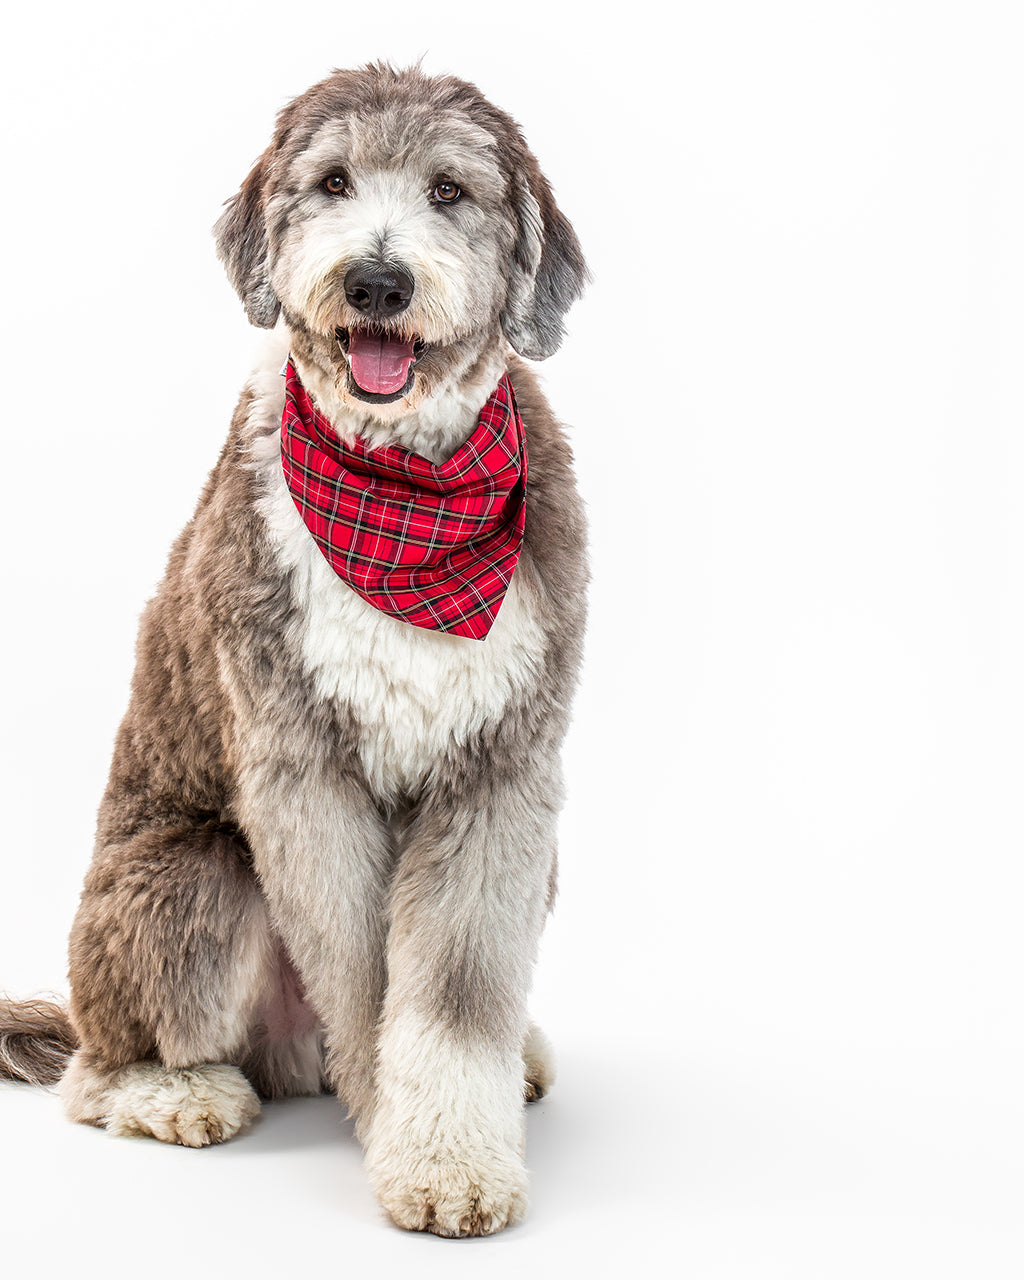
213;154;281;329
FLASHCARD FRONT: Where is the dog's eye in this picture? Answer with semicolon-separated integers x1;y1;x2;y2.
322;174;347;195
433;180;461;204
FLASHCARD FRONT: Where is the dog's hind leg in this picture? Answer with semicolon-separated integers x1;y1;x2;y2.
236;765;394;1125
523;1022;555;1103
59;823;272;1146
60;1057;261;1146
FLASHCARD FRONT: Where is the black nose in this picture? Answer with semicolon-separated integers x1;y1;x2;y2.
344;262;414;317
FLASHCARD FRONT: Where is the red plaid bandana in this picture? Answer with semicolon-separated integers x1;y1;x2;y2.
280;359;527;640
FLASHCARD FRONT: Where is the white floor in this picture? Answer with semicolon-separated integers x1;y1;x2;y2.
2;1019;1018;1279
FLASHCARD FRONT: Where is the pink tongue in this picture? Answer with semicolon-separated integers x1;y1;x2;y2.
348;329;416;395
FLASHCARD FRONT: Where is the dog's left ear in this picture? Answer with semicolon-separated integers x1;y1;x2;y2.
213;152;281;329
502;157;589;361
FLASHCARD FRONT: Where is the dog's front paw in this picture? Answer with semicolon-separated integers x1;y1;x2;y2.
367;1140;528;1237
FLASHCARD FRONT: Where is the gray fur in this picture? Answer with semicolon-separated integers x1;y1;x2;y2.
214;156;281;328
503;155;590;359
3;63;588;1238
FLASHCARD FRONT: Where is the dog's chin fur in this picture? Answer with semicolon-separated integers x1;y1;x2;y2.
284;319;510;462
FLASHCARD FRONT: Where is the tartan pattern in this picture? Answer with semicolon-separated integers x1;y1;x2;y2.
280;359;527;640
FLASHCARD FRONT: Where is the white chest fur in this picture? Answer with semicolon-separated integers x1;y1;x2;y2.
247;366;546;802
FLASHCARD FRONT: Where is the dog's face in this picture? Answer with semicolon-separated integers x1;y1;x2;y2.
215;65;587;420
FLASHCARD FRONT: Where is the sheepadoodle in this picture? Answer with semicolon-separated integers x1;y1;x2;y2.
0;62;588;1238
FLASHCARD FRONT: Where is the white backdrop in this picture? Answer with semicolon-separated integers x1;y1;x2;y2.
1;2;1022;1276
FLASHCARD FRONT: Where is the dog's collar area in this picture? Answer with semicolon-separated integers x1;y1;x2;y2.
279;358;528;640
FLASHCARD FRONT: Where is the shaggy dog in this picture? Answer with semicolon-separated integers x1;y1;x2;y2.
0;62;587;1238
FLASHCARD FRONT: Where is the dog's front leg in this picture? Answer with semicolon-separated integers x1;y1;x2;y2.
366;760;559;1237
237;764;392;1122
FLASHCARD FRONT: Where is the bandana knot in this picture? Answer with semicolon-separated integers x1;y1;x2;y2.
280;359;527;640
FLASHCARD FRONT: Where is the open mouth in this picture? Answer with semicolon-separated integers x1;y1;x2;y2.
336;326;426;404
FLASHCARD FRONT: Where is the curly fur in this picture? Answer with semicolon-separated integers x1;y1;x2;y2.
2;63;587;1239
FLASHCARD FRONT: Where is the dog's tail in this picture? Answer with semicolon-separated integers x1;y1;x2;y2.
0;996;77;1086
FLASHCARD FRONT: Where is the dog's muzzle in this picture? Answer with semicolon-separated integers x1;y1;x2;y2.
337;261;420;401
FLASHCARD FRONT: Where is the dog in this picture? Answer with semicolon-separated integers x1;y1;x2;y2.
0;62;588;1238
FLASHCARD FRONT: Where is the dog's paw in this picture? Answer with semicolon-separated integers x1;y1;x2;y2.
523;1022;555;1103
101;1062;259;1147
368;1142;528;1237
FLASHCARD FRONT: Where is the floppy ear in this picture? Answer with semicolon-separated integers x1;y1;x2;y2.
502;159;589;361
213;153;281;329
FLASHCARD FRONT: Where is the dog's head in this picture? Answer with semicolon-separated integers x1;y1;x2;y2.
214;64;587;418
